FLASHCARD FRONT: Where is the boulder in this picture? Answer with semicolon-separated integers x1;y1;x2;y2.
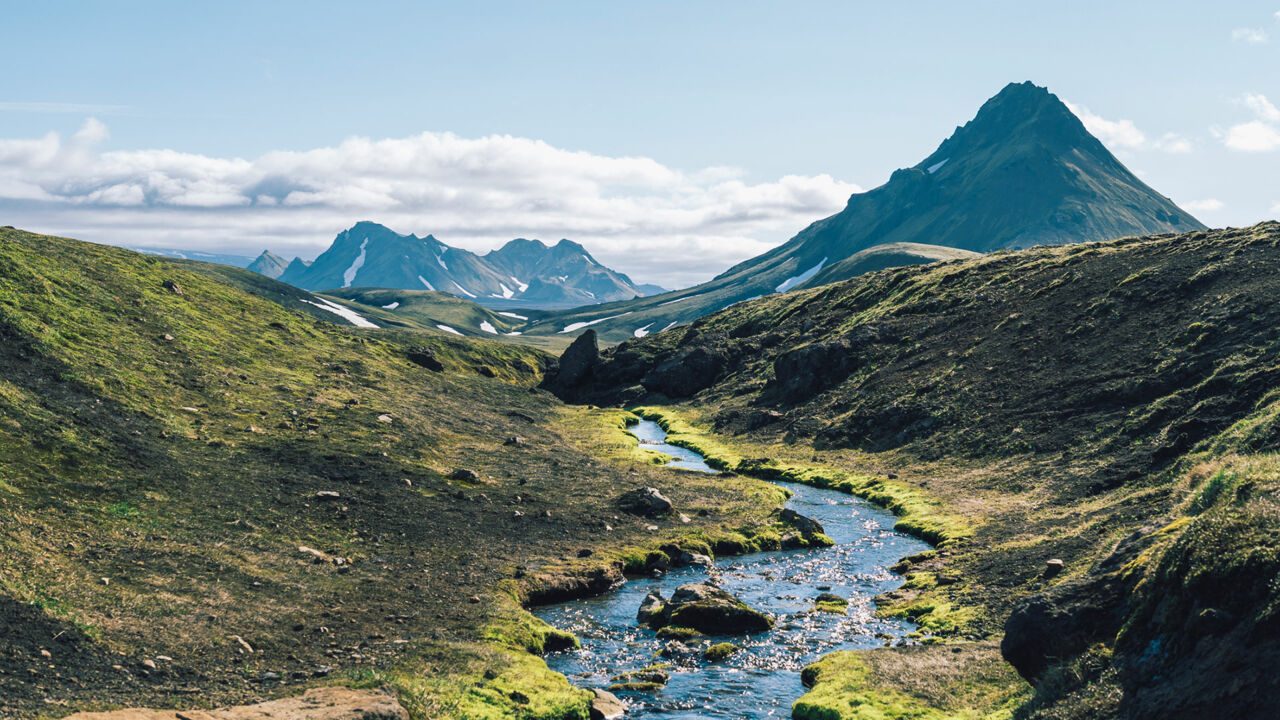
541;329;600;399
617;487;673;517
637;589;665;625
659;582;773;634
59;685;407;719
780;508;825;536
405;346;444;372
589;688;626;720
1043;558;1065;578
677;551;713;569
450;468;479;482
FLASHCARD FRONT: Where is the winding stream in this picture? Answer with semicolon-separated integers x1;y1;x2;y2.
534;420;931;718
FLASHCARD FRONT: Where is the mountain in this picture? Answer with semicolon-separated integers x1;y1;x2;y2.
267;221;648;308
517;81;1205;345
544;221;1280;720
246;249;288;278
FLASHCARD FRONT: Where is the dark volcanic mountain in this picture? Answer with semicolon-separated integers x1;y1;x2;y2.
519;81;1205;345
269;221;649;308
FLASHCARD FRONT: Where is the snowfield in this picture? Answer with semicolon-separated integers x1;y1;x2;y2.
303;296;378;328
776;257;827;293
435;324;463;336
560;312;631;333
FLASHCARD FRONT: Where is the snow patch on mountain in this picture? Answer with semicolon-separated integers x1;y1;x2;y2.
342;238;368;288
303;296;378;328
776;257;827;293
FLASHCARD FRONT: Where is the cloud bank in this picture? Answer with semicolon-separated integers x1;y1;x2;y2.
0;120;862;288
1064;102;1191;154
1218;94;1280;152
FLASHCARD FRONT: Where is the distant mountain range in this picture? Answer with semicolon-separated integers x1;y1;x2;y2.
513;81;1206;344
250;222;662;309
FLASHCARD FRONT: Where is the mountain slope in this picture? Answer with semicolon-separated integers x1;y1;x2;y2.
269;221;648;308
545;221;1280;720
0;226;807;718
246;249;288;278
518;81;1203;345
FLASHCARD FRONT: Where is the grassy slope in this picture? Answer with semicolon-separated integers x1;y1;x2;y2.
0;228;810;719
553;222;1280;719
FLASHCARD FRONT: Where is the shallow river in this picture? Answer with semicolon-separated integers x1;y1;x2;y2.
533;420;931;718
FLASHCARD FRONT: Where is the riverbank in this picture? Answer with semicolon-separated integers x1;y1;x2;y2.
534;419;933;718
621;407;1030;718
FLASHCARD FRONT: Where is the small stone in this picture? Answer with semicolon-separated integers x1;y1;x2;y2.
39;649;51;659
162;279;184;295
1043;558;1065;578
230;635;255;654
161;333;175;341
260;671;280;681
100;577;110;586
315;491;341;500
468;595;481;604
141;659;156;670
678;513;691;524
451;468;479;482
155;655;173;663
504;436;525;446
589;688;626;720
376;414;394;424
484;668;499;680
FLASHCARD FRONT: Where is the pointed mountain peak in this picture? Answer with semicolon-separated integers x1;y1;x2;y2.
935;81;1092;158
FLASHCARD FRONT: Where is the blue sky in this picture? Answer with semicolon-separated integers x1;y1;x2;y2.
2;1;1278;287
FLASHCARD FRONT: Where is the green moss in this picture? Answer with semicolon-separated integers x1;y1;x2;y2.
877;597;977;636
608;681;663;692
376;644;592;720
655;626;703;640
482;580;580;654
794;647;1028;720
703;642;739;661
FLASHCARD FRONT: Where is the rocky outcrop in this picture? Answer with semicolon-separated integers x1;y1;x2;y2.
616;487;673;517
541;329;600;399
60;686;407;719
1002;529;1152;681
770;340;859;402
640;346;729;398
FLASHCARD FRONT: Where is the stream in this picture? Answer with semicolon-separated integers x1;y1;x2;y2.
533;420;932;718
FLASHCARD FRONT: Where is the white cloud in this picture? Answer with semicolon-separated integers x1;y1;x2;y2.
1153;132;1193;154
1065;102;1191;154
1220;94;1280;152
1244;93;1280;122
0;120;862;288
1232;27;1269;44
1064;101;1145;148
1183;198;1224;212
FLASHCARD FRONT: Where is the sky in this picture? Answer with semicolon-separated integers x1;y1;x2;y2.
1;1;1278;288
